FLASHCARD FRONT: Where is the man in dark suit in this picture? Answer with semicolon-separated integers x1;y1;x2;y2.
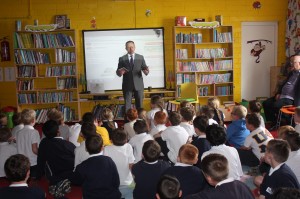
0;154;45;199
263;53;300;128
116;41;149;112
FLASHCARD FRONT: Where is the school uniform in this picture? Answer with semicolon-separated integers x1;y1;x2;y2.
74;141;90;168
16;125;40;167
0;183;45;199
132;160;171;199
185;178;254;199
129;133;153;163
72;153;121;199
191;135;211;168
260;163;300;198
11;124;24;139
104;143;135;199
37;137;75;184
180;122;196;137
77;126;112;146
146;108;168;130
69;123;81;147
161;126;189;163
286;149;300;183
202;144;243;180
124;120;137;140
163;163;209;198
0;142;17;177
149;124;167;137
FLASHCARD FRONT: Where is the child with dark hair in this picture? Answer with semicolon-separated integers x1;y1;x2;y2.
104;129;135;199
198;105;218;125
149;111;167;138
74;122;97;168
11;112;23;140
0;128;17;177
101;107;118;139
281;131;300;184
147;95;168;130
160;111;189;164
76;112;111;147
270;187;300;199
163;144;208;197
185;154;254;199
156;175;182;199
0;112;8;128
16;109;40;178
226;105;250;148
238;113;273;167
191;115;211;168
124;108;138;140
180;107;196;137
202;124;243;180
72;134;121;199
37;120;75;185
248;100;265;128
132;140;170;199
129;120;153;163
0;154;45;198
259;139;299;199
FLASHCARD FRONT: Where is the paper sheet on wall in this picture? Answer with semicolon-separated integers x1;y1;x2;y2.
4;67;16;81
0;68;3;81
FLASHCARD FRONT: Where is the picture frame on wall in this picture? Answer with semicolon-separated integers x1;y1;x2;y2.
55;15;67;29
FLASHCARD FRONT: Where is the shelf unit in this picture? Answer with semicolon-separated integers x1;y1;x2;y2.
174;25;234;104
14;30;80;123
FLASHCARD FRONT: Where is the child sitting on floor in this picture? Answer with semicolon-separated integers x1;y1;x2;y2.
147;95;168;130
248;100;265;128
149;111;167;138
124;108;138;140
180;107;196;137
207;97;225;127
156;175;182;199
101;107;118;140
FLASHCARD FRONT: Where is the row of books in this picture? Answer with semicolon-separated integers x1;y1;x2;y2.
176;74;195;84
14;32;75;49
46;65;76;77
57;77;77;89
35;105;76;123
176;59;233;72
198;86;209;96
56;49;76;63
17;65;36;77
164;101;200;113
15;50;50;64
216;85;233;96
195;48;228;58
38;91;74;103
198;73;232;84
17;80;34;91
175;49;188;59
213;30;232;43
175;32;202;43
18;93;37;104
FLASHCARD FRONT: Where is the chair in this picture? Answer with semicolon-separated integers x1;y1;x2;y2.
276;105;295;129
169;82;199;110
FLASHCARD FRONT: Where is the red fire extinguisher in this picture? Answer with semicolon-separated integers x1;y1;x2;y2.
1;36;11;62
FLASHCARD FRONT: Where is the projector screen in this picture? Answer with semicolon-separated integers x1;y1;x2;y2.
82;28;166;92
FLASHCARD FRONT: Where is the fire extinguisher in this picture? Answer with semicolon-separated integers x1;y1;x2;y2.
0;36;11;62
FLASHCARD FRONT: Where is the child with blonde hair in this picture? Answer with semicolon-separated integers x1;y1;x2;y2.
124;108;138;140
101;107;118;140
226;105;250;148
277;125;295;139
16;109;40;178
147;95;168;130
207;97;225;127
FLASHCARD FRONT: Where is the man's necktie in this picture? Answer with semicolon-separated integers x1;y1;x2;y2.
130;55;134;70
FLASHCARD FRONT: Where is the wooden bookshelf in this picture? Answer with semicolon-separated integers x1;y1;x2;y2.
174;25;234;104
14;29;80;123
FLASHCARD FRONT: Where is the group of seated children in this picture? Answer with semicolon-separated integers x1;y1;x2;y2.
1;96;300;199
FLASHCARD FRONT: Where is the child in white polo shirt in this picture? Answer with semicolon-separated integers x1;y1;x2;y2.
16;109;40;178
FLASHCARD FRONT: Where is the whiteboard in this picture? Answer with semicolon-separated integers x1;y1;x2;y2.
82;28;166;92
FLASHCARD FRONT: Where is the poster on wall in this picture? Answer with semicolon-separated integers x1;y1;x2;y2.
4;67;16;82
241;22;278;100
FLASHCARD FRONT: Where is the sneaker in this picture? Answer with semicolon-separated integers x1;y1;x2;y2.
49;179;71;198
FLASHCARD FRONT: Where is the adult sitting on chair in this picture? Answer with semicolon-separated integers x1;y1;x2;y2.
263;53;300;128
